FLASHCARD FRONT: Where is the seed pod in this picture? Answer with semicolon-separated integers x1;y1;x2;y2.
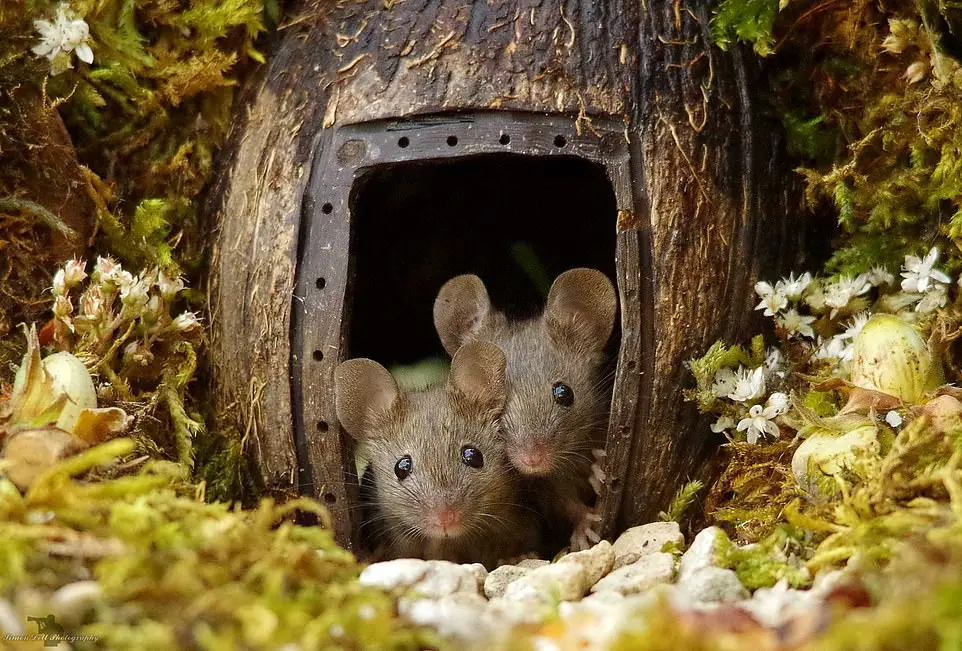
850;314;943;403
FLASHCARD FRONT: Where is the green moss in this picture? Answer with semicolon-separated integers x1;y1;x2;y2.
685;335;766;411
711;0;782;56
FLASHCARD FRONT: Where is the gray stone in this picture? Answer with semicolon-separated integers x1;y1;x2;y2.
484;564;530;599
501;562;588;604
590;552;675;595
517;558;550;570
461;563;488;593
399;595;497;642
677;527;731;583
487;596;550;625
358;559;480;598
678;566;749;604
612;521;685;569
557;540;615;586
50;580;103;624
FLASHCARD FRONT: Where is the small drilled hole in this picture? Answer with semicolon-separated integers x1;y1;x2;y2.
323;493;336;504
317;421;329;432
315;277;326;290
446;135;458;146
553;134;567;148
398;136;409;148
321;203;333;214
499;133;510;145
312;350;324;361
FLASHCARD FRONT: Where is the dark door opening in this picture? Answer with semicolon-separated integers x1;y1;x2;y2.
348;153;619;367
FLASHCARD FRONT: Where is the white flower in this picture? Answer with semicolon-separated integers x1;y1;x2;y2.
120;276;150;317
839;312;871;341
776;308;816;338
865;266;895;287
737;403;782;444
79;286;105;319
824;274;871;312
901;247;951;294
764;347;785;378
63;258;87;286
158;269;185;300
52;269;67;296
711;367;738;398
755;281;788;316
775;272;812;301
916;284;949;313
815;335;852;362
884;410;903;428
728;366;766;403
766;392;790;415
710;415;735;433
32;3;94;70
172;311;202;333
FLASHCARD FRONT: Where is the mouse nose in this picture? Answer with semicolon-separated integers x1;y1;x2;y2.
513;443;553;475
435;506;462;534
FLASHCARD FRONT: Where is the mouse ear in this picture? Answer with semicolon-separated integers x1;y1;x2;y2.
433;274;492;356
447;341;507;414
544;268;617;351
334;358;400;439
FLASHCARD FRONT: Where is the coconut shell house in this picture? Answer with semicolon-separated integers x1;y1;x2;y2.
206;0;811;551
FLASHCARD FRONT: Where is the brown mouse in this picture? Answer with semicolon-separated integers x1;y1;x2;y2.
335;341;539;568
433;268;617;550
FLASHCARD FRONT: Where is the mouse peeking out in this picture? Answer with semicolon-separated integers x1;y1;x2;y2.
334;341;539;568
433;268;617;551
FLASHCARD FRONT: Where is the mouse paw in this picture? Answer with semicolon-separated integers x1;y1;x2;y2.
569;511;603;551
589;448;607;496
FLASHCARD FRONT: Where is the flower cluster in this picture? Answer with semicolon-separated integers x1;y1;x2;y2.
32;3;94;75
753;248;955;373
50;257;201;379
706;354;790;444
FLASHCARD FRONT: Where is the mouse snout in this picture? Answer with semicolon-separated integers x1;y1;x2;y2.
426;504;465;538
511;442;554;476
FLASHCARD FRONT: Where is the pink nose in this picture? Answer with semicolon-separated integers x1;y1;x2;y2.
435;507;462;532
516;443;553;474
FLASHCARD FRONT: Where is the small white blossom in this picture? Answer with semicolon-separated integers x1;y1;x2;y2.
158;269;185;300
865;266;895;287
357;605;377;620
728;366;766;403
172;311;202;333
824;274;871;312
839;312;871;341
711;415;735;433
32;3;94;71
764;347;785;379
711;367;738;398
755;281;788;316
766;392;790;415
904;60;928;84
775;272;812;301
776;308;817;339
737;403;782;444
52;269;67;296
79;286;105;319
120;276;151;317
916;284;949;313
884;410;903;428
815;335;852;362
123;341;153;367
901;247;951;294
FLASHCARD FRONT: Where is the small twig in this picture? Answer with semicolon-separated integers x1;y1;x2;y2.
0;197;77;239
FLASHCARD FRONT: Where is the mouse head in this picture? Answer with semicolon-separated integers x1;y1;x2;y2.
335;341;515;547
434;268;617;477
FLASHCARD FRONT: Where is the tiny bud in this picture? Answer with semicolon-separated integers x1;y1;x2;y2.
158;269;185;301
904;60;928;84
53;295;73;318
63;258;87;286
52;269;67;296
80;286;105;319
172;311;201;333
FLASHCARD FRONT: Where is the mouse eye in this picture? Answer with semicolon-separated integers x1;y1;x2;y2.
394;455;413;480
460;445;484;469
552;381;574;407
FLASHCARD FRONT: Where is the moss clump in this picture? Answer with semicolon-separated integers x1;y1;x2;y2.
0;439;441;650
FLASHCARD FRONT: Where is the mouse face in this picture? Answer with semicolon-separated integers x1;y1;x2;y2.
434;269;617;479
335;341;523;558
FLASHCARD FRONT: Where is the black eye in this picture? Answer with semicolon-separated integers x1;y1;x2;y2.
552;382;574;407
460;445;484;469
394;455;412;480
